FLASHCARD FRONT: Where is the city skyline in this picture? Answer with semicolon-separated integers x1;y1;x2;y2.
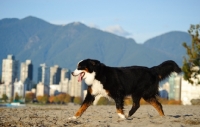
0;54;86;101
0;54;71;84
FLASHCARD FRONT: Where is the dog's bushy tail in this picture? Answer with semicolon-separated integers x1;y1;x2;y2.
151;60;182;81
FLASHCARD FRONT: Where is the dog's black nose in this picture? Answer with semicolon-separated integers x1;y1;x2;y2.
71;72;74;76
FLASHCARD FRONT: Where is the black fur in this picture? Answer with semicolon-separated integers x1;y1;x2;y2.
73;59;181;118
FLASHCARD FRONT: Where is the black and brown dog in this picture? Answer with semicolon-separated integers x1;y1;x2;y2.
69;59;181;119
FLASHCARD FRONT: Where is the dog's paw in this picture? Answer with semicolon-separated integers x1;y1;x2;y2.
68;116;77;120
117;113;126;120
125;115;133;120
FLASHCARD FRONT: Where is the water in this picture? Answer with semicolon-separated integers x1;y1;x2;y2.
0;103;26;108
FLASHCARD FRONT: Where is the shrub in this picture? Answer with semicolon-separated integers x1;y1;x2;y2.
191;99;200;105
37;96;43;103
139;97;182;105
53;96;59;104
48;95;54;103
57;93;67;104
2;94;8;102
73;96;82;105
37;95;48;104
97;97;109;105
14;92;20;102
63;93;71;104
42;95;48;104
124;97;133;105
25;92;35;103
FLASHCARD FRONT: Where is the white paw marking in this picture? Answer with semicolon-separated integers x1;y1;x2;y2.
68;116;77;120
118;113;126;119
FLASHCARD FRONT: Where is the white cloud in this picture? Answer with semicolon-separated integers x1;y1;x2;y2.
104;25;131;37
87;23;100;29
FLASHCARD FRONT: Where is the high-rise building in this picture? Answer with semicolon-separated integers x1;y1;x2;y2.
168;72;181;100
1;55;18;84
38;63;50;85
20;60;33;90
60;68;70;93
0;83;13;99
60;68;69;82
50;65;61;85
36;82;49;96
13;80;26;98
20;60;33;82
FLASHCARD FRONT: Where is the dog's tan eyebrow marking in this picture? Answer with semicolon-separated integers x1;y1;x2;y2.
85;68;89;72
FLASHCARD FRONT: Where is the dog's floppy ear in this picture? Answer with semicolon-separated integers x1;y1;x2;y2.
89;60;96;66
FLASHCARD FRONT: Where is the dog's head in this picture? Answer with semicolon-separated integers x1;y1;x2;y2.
71;59;101;85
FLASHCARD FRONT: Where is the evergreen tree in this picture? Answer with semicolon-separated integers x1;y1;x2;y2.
25;92;35;103
182;24;200;85
2;94;8;102
14;92;20;102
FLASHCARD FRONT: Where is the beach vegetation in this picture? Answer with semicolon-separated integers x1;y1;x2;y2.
140;97;182;105
48;93;71;104
14;92;20;102
57;93;68;104
124;97;133;105
2;94;8;102
25;92;35;103
37;94;48;104
97;97;109;105
48;95;54;103
53;96;59;104
191;99;200;105
182;24;200;85
63;93;71;104
73;96;82;105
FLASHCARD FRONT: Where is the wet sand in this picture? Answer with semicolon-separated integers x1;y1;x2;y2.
0;104;200;127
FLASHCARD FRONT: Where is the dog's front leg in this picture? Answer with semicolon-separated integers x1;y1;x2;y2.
115;97;125;119
69;87;95;119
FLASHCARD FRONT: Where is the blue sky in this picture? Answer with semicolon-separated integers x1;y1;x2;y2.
1;0;200;43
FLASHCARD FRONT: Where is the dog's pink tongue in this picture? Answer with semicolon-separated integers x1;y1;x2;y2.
78;74;82;82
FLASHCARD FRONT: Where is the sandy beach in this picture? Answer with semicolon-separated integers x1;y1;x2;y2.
0;104;200;127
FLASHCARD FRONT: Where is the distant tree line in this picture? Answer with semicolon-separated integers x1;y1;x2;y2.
25;92;82;105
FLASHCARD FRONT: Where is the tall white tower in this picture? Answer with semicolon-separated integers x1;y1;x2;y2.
20;60;33;90
38;63;50;85
20;60;32;82
1;55;18;84
49;65;61;85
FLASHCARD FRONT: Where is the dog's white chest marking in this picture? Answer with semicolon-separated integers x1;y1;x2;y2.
84;71;96;85
91;79;109;98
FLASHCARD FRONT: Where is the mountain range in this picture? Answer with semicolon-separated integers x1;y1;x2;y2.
0;16;191;82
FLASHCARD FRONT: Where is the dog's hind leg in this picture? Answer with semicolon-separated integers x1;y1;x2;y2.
144;97;164;116
128;96;141;117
